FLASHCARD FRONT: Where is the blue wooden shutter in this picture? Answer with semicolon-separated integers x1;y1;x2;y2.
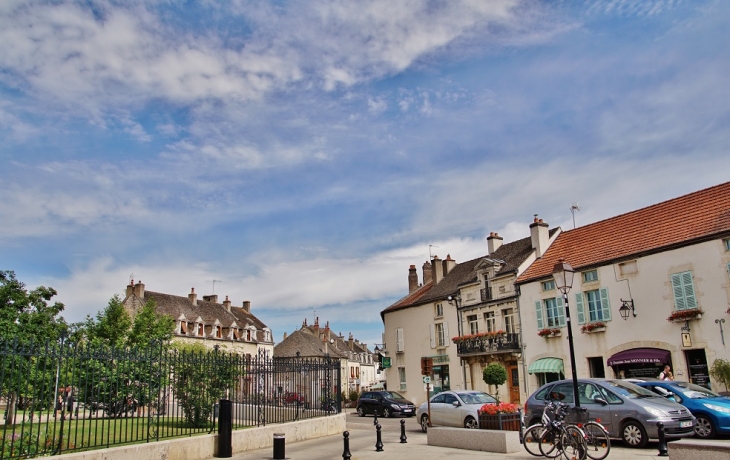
575;292;586;324
535;301;544;329
671;273;685;310
681;271;697;310
600;288;611;321
556;296;566;327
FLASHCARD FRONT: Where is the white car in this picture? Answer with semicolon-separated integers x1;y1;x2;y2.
416;390;497;432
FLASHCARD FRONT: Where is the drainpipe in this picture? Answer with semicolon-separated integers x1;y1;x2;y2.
515;284;530;400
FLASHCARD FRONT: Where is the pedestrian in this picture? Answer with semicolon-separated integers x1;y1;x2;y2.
659;364;674;380
66;390;75;419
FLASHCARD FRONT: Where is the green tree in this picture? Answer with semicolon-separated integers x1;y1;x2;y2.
84;294;132;348
710;358;730;392
483;363;508;403
127;299;175;347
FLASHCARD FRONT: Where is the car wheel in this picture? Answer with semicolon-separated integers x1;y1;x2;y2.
694;415;716;439
464;416;478;429
383;407;392;418
420;414;429;433
621;420;648;448
356;406;364;417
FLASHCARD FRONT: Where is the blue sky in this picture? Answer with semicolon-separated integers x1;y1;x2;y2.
2;0;729;348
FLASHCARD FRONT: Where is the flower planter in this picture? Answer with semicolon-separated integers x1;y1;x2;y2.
583;326;606;334
549;331;561;338
478;413;520;431
667;310;703;322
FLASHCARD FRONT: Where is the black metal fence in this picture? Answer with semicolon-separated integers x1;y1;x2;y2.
455;332;521;356
0;339;341;459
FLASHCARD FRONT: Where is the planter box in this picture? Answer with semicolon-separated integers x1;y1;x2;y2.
584;327;606;333
478;413;520;431
428;426;521;453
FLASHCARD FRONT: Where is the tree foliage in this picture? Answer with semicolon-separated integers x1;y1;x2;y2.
710;358;730;392
483;363;508;403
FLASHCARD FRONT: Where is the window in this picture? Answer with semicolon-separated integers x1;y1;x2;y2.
180;321;187;334
197;323;204;336
484;312;496;332
396;328;404;352
503;308;515;334
431;322;447;348
582;270;598;282
724;238;730;251
398;367;407;391
435;303;443;317
537;298;565;328
468;315;479;335
246;329;252;341
671;271;697;310
215;326;222;338
541;280;555;291
232;328;239;340
575;288;611;324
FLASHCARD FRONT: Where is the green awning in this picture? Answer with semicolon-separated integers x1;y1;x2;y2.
528;358;564;374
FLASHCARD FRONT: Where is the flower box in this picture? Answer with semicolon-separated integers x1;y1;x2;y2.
478;413;521;431
537;328;561;338
666;309;703;322
581;322;606;333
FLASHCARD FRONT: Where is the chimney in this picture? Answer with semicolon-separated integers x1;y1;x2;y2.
242;300;251;312
408;265;419;292
283;332;288;341
126;279;134;298
431;255;444;285
188;288;197;306
348;333;354;349
487;232;503;255
313;317;320;333
443;254;456;275
203;294;218;303
223;295;231;312
133;280;145;299
530;215;550;258
422;261;433;285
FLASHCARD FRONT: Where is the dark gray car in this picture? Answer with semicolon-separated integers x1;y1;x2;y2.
356;391;416;418
524;378;695;448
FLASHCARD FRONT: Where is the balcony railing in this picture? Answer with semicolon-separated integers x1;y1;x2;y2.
455;333;521;356
480;287;493;301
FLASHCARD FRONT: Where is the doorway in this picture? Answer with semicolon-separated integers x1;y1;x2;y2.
588;357;605;378
507;363;520;404
684;349;710;389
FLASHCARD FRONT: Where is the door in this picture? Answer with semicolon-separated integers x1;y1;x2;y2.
507;364;520;404
685;349;710;389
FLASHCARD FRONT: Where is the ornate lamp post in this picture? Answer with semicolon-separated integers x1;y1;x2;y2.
552;259;580;408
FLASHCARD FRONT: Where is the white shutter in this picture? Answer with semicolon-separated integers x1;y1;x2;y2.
444;322;449;347
556;296;566;327
396;328;404;352
430;324;436;348
535;301;544;329
575;293;586;324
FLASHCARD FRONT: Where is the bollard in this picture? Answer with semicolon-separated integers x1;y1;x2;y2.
342;431;352;460
375;423;384;452
373;413;379;426
400;419;407;443
656;422;668;457
273;433;285;460
216;400;232;458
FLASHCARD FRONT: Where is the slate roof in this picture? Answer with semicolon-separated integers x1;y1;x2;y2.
143;291;268;330
380;230;557;318
273;329;348;359
516;181;730;284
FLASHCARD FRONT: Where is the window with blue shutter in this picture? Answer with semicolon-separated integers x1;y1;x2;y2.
575;292;586;324
599;287;611;321
671;271;697;311
535;301;544;329
555;296;566;327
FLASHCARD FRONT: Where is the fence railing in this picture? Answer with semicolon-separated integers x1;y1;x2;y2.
0;339;341;460
455;332;521;356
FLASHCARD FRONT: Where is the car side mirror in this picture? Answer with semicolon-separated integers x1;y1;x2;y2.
452;401;461;407
592;397;608;406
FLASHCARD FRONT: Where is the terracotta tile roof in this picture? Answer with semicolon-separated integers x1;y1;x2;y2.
517;181;730;284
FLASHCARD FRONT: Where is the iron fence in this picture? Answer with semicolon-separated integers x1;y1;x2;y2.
0;339;341;459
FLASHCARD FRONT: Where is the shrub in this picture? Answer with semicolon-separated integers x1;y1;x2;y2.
710;358;730;392
483;364;507;403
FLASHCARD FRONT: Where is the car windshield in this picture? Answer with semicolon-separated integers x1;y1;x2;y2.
604;380;657;399
671;382;719;399
382;391;405;399
459;392;497;404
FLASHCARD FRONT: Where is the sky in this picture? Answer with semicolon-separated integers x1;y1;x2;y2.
2;0;729;349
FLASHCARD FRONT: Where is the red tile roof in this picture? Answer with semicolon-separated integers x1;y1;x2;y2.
517;181;730;284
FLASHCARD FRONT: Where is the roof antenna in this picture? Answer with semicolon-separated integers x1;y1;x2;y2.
429;244;439;259
570;202;581;229
207;279;222;294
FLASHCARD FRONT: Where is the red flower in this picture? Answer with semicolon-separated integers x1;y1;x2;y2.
666;309;703;322
479;402;520;414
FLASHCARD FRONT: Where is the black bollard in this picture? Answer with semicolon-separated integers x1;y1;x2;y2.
656;422;668;457
216;399;232;458
373;413;379;426
400;419;407;443
273;433;285;460
342;431;352;460
375;423;384;452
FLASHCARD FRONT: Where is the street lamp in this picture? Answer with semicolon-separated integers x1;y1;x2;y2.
447;293;468;391
551;259;580;408
618;300;636;320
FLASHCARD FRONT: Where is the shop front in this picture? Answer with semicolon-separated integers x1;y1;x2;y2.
607;347;670;379
528;357;564;387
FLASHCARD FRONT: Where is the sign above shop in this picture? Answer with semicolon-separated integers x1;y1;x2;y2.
681;332;692;347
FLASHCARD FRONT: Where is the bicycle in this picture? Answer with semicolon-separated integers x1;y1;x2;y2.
575;419;610;460
538;400;587;460
523;399;557;457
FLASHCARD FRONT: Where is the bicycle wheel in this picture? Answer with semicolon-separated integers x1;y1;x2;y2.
523;423;546;457
538;428;561;458
582;422;610;460
560;426;587;460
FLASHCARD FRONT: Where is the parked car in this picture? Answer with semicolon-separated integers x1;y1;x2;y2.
416;390;497;432
283;392;306;405
356;391;416;418
524;378;696;448
633;379;730;438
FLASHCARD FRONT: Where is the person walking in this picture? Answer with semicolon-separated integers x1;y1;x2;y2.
659;364;674;380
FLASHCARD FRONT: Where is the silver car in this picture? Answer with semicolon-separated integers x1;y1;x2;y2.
416;390;497;432
524;378;696;448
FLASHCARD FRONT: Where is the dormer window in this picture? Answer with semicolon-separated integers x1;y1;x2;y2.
246;329;252;341
264;330;271;342
180;321;188;334
233;328;239;340
197;323;204;336
216;326;222;338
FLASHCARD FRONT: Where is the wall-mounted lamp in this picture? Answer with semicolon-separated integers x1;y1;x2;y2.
618;299;636;320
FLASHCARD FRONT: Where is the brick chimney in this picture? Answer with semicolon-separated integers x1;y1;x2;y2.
313;317;320;334
283;332;288;341
408;265;419;292
348;333;354;350
126;279;134;298
133;280;145;299
431;255;444;285
242;300;251;313
188;288;197;306
223;295;231;312
487;232;503;255
203;294;218;303
530;215;549;259
422;261;433;285
443;254;456;275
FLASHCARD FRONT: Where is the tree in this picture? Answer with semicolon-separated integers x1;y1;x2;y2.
710;358;730;392
483;363;508;403
84;294;132;348
127;299;175;347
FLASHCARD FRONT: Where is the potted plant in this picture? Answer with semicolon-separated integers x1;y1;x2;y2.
580;322;606;333
348;390;360;408
478;402;521;431
666;308;704;322
483;363;507;403
537;328;561;337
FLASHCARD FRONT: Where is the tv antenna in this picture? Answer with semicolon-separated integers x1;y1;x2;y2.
570;202;581;229
429;244;439;259
207;279;222;294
